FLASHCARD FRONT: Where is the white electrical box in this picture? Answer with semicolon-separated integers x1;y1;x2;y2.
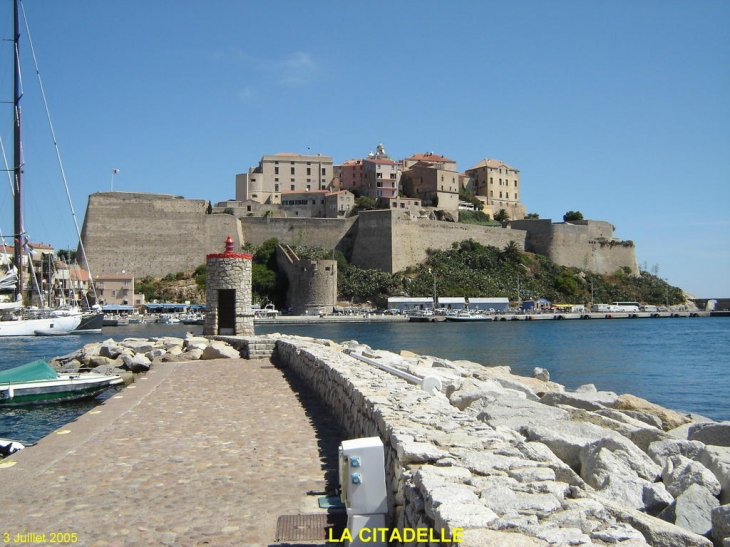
338;436;388;515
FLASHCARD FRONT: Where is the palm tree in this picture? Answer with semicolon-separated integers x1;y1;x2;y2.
502;241;522;265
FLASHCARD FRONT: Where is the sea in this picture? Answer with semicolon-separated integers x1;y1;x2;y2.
1;317;728;446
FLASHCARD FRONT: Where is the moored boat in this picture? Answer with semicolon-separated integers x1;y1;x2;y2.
0;359;123;407
445;310;493;322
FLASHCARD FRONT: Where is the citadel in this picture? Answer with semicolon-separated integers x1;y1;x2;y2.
76;145;638;306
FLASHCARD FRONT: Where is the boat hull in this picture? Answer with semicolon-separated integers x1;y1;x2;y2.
75;312;104;333
445;315;493;322
0;313;82;337
0;373;123;406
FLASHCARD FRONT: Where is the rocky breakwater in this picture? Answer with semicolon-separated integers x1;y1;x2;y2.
46;333;730;547
272;335;730;547
49;334;244;376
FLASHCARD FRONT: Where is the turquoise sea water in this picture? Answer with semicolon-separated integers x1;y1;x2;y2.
1;317;728;445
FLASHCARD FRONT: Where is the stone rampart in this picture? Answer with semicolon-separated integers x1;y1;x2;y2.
79;193;639;280
271;335;721;547
78;192;243;278
512;219;639;276
350;210;527;273
238;216;355;249
275;245;337;315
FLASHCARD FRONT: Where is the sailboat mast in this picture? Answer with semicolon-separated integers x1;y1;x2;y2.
12;0;23;303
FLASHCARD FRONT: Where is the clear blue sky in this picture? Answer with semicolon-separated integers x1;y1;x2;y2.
1;0;727;298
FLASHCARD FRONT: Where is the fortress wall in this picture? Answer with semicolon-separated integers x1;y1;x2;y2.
79;192;242;278
238;217;355;249
549;222;638;275
348;210;394;272
512;219;639;276
511;219;553;256
334;210;529;274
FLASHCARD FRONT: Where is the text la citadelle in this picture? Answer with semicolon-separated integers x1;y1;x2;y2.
328;527;463;543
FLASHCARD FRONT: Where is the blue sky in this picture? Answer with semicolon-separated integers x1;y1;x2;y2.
0;0;727;298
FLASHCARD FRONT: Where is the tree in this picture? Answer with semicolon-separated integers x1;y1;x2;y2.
501;241;522;265
56;248;76;262
563;211;584;222
525;212;540;219
494;209;510;222
354;195;377;211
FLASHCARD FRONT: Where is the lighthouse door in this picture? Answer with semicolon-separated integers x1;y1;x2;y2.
218;289;236;334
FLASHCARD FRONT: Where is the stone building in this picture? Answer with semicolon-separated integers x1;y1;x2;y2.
204;236;254;336
276;245;337;315
400;161;460;214
235;152;334;204
464;158;527;220
338;144;400;202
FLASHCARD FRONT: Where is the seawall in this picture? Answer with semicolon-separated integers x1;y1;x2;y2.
218;334;727;546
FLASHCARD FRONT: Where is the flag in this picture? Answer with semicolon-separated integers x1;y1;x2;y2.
112;169;119;174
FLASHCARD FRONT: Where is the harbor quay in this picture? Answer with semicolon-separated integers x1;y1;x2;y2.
1;333;729;546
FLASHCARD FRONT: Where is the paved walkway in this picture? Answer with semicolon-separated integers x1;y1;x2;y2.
0;359;345;547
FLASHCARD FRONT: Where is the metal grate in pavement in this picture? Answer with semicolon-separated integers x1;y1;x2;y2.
275;513;347;542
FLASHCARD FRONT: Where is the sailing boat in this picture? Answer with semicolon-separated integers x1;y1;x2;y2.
0;0;82;336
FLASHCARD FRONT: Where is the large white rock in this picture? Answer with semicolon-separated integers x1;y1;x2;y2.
449;378;508;410
663;455;722;497
659;483;720;537
711;504;730;545
473;394;570;431
591;493;713;547
522;421;625;471
697;445;730;504
201;341;241;360
540;389;619;411
121;352;151;373
648;439;706;466
690;422;730;448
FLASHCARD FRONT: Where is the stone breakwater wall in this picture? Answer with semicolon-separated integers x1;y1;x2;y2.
51;334;730;547
271;335;730;547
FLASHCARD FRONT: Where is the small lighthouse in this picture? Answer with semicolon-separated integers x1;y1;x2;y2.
203;236;254;336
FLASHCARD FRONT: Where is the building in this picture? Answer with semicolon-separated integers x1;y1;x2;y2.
325;190;355;218
94;273;143;306
280;190;328;218
384;196;422;213
400;157;460;214
338;144;400;201
402;152;458;172
464;158;526;220
235;152;334;205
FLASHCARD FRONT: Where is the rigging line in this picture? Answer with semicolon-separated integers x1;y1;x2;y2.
0;135;15;196
20;1;98;303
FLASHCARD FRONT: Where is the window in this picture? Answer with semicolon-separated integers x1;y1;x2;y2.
307;168;311;175
274;177;279;182
306;185;310;191
274;167;279;175
499;192;503;198
321;168;326;176
290;167;295;175
291;185;295;191
490;177;493;184
274;184;279;192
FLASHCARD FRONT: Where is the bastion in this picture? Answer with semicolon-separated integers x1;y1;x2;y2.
78;192;640;279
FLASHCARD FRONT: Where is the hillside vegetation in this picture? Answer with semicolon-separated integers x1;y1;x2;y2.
135;238;684;309
253;238;685;309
